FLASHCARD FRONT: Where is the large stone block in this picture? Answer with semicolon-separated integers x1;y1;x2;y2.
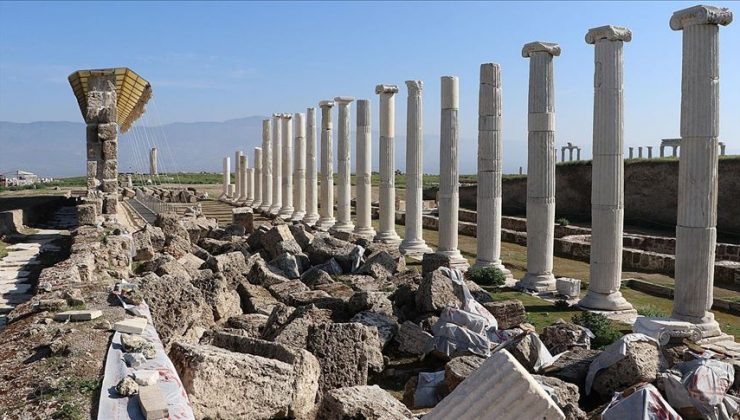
97;122;117;141
205;251;248;284
425;350;565;420
444;355;485;392
76;204;96;226
416;268;465;314
101;179;118;193
482;299;526;330
102;159;118;179
232;207;254;234
589;336;663;399
395;321;433;356
102;194;118;214
170;333;320;419
306;236;359;272
101;139;117;160
318;385;413;420
237;283;279;316
262;224;302;259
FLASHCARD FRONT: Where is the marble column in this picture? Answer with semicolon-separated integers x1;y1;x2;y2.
568;148;574;161
235;150;244;202
580;25;634;311
560;148;566;162
279;114;294;218
638;146;644;158
270;114;283;214
332;97;355;232
304;108;320;225
660;145;666;157
719;142;726;156
292;113;307;221
374;84;402;245
221;156;230;198
354;99;376;238
576;147;581;160
245;167;254;205
672;146;678;157
252;147;262;208
316;100;336;230
474;64;511;276
647;146;653;159
400;80;433;256
239;154;248;204
259;119;273;212
435;76;469;270
670;4;732;338
150;148;158;177
628;147;634;159
517;42;560;292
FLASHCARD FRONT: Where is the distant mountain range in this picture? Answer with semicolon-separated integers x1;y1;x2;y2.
0;117;524;178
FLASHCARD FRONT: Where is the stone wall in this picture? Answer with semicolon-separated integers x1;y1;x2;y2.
456;158;740;236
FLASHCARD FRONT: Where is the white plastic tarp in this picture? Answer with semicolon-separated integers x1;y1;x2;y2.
663;357;739;420
585;333;659;395
413;371;445;408
350;245;365;272
601;383;681;420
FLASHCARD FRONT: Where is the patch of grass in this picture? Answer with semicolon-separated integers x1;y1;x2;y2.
0;240;7;260
51;403;83;420
556;217;570;227
636;304;669;318
572;311;623;349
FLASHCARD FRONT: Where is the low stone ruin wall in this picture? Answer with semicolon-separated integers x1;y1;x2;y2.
0;195;74;232
137;187;198;203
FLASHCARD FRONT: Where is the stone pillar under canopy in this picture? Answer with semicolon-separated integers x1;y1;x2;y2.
579;25;634;311
374;84;402;245
316;100;336;230
279;113;294;218
434;76;469;270
516;42;560;292
270;114;283;214
292;113;307;221
332;97;355;233
85;74;119;216
259;120;272;212
670;4;732;338
303;107;320;225
354;99;376;238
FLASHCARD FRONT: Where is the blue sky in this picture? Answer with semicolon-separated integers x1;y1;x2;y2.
1;1;738;173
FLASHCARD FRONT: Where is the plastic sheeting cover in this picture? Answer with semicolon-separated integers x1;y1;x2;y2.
602;383;681;420
414;371;445;408
662;357;739;419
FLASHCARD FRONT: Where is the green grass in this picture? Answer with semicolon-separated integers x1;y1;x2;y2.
0;240;7;260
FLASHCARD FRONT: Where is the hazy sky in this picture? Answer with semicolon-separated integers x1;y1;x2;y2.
1;1;738;173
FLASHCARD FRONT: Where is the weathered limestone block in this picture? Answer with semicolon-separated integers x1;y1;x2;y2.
590;337;663;399
237;282;279;316
179;216;217;243
421;252;452;275
231;207;254;234
396;321;433;356
445;355;485;393
101;139;117;160
155;212;190;241
348;291;393;317
416;268;465;314
541;320;591;354
170;333;320;419
268;253;302;279
318;385;413;420
76;204;96;226
198;237;228;255
162;234;191;259
265;304;333;349
136;273;214;349
144;254;192;281
132;224;165;261
350;311;399;348
306;323;384;395
356;251;406;280
547;348;601;388
248;255;290;287
226;313;269;338
102;194;118;214
191;271;241;322
533;375;587;420
267;279;310;302
314;282;354;301
301;268;335;288
482;299;526;330
306;236;359;272
102;159;117;179
425;350;565;419
262;224;302;260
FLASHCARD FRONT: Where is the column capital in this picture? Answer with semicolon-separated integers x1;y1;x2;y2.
334;96;354;105
281;113;293;120
375;84;399;95
254;146;262;151
405;80;423;93
522;41;561;58
670;5;732;30
272;113;283;119
586;25;632;44
319;100;335;108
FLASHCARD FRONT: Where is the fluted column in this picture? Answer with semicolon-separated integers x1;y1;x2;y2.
670;4;732;338
279;114;294;218
234;150;244;202
292;113;307;221
316;100;336;230
150;148;158;176
245;168;254;206
259;120;272;212
435;76;469;270
332;97;355;232
239;154;248;204
304;108;320;225
647;146;653;159
270;114;283;214
517;42;560;292
474;64;512;276
252;147;262;208
580;26;634;311
221;156;230;198
399;80;432;255
374;84;402;245
354;100;376;238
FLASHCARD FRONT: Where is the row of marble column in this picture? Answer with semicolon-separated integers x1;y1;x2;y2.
218;4;730;339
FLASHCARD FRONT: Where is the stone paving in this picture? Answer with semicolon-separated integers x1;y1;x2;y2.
0;206;76;329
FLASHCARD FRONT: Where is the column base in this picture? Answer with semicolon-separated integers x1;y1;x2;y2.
671;310;722;339
435;249;470;271
303;213;320;226
315;217;336;231
291;211;306;222
278;206;294;219
374;231;402;246
331;222;355;233
244;199;254;207
517;272;556;292
578;290;633;311
268;205;282;215
251;200;262;209
258;204;272;213
353;226;376;239
399;238;433;256
472;259;513;279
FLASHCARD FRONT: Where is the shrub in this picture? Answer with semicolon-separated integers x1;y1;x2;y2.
467;266;507;287
637;305;668;318
556;217;570;227
572;311;623;349
554;299;570;310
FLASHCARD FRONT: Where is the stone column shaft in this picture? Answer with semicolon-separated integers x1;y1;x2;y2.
374;84;402;244
435;76;468;269
222;156;231;198
354;100;376;237
279;114;294;218
246;168;254;205
235;150;244;201
259;120;272;212
304;108;320;225
316;101;336;230
270;114;283;214
253;148;263;208
292;113;307;221
150;148;158;176
333;97;355;232
85;74;119;216
474;64;510;276
670;4;732;338
400;80;432;255
517;42;560;291
239;154;248;203
647;146;653;159
581;26;633;311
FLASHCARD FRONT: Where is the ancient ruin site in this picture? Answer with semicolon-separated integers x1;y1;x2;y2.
0;2;738;419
